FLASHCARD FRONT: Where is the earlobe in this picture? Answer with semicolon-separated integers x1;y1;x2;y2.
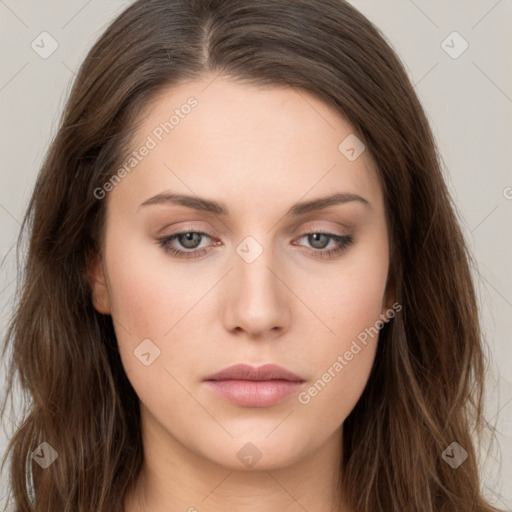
88;253;111;315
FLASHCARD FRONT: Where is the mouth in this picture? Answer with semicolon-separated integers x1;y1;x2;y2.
203;363;306;408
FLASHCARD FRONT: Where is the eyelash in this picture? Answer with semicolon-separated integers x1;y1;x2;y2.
157;230;354;260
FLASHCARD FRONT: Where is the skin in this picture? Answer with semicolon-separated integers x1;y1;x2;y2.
89;73;394;512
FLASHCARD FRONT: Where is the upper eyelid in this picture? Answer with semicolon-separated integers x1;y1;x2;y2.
165;226;348;237
163;219;351;236
153;212;354;237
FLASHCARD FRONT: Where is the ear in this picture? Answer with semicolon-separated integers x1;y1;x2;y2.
88;253;111;315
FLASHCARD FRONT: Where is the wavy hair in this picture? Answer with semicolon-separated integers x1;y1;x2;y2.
0;0;503;510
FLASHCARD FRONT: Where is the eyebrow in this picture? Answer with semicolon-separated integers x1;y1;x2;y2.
139;191;372;216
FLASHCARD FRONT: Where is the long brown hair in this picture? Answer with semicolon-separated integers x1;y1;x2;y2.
0;0;503;510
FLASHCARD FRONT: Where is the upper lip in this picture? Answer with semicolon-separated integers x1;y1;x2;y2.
204;363;304;382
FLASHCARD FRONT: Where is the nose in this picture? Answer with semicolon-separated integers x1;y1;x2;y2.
222;242;291;338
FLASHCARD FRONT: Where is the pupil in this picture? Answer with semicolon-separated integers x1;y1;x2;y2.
181;233;200;249
309;233;328;249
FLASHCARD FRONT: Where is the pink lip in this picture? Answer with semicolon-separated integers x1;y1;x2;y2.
204;364;305;408
205;363;304;382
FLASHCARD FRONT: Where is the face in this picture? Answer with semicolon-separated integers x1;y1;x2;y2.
90;74;393;471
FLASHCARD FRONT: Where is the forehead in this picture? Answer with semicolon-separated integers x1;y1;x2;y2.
110;75;384;218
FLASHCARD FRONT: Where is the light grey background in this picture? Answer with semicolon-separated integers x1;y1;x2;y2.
0;0;511;509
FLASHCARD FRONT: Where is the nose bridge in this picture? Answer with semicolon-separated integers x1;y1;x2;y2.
234;234;280;300
224;234;288;335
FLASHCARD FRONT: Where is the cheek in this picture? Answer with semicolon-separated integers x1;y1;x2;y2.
102;223;225;386
104;249;200;419
311;246;389;343
104;228;191;338
294;244;387;419
296;339;377;432
295;265;386;423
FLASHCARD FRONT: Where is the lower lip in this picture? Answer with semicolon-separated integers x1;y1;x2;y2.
204;379;304;407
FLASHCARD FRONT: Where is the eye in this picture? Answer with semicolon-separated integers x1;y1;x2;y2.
293;232;354;260
157;231;354;260
158;231;215;259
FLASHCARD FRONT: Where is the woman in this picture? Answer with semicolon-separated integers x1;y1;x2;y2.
0;0;504;510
